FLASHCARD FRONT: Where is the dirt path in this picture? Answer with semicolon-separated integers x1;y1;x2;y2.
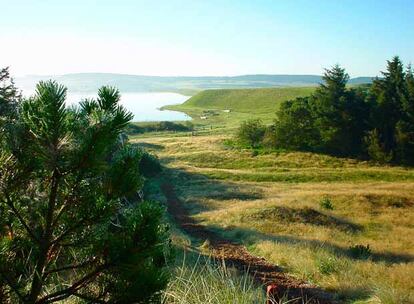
161;183;339;304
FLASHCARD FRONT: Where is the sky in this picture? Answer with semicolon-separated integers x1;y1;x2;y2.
1;0;413;77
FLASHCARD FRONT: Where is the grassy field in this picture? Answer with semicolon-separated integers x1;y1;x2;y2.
164;87;315;130
127;86;414;303
133;133;414;304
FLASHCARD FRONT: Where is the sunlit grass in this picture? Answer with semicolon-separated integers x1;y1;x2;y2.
137;134;414;303
164;87;315;130
163;255;266;304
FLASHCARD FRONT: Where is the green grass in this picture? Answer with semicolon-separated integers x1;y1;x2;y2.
163;254;266;304
175;87;315;113
202;168;414;183
164;87;315;130
135;134;414;303
133;86;414;303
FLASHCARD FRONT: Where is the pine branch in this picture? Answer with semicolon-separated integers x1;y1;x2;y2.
73;291;107;303
0;269;26;302
43;258;97;278
36;264;109;304
2;193;40;244
28;169;61;303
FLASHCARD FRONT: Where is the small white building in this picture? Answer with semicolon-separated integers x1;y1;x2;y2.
223;109;231;113
200;116;208;120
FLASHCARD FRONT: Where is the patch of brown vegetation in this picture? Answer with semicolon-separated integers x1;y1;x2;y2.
363;194;414;208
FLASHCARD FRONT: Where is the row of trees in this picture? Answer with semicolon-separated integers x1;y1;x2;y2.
0;68;170;303
238;57;414;165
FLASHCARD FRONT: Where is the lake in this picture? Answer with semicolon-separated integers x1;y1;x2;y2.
23;90;191;122
67;92;191;122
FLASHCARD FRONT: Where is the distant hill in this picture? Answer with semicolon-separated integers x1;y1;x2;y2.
175;87;315;114
348;77;375;85
15;73;374;95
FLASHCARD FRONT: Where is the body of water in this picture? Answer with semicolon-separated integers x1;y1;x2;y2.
66;92;191;122
23;90;191;122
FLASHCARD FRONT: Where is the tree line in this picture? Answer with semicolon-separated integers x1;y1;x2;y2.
237;56;414;165
0;68;170;303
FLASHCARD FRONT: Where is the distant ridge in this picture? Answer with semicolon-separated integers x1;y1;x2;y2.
16;73;374;95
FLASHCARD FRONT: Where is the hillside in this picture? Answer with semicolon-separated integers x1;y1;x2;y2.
15;73;373;94
163;87;316;130
173;87;315;114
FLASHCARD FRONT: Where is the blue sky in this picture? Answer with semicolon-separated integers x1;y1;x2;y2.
1;0;413;76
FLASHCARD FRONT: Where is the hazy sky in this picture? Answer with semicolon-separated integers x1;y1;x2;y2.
1;0;413;77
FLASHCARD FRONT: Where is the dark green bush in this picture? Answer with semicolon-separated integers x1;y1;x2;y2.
262;126;278;148
101;201;171;303
364;129;393;163
126;121;193;135
251;150;259;157
349;244;372;259
319;197;334;210
236;119;266;148
273;97;320;151
139;151;162;177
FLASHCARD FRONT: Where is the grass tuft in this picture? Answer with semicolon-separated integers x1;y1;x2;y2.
163;256;266;304
319;197;334;210
348;244;372;260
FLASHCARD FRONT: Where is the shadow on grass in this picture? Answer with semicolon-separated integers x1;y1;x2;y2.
131;142;165;151
160;180;339;304
162;167;414;264
163;167;263;204
243;206;363;233
207;224;414;264
142;141;414;303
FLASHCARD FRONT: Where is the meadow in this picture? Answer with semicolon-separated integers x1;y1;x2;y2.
133;133;414;303
163;87;316;130
128;85;414;303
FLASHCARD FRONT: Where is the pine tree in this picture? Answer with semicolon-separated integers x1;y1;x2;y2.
311;65;368;156
369;56;414;164
0;67;20;119
0;81;170;303
395;65;414;164
0;67;21;147
370;56;405;154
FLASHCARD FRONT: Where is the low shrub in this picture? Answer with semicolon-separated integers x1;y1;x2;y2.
236;119;266;148
319;197;334;210
364;129;393;164
349;244;372;259
139;151;162;177
126;121;194;135
251;150;259;157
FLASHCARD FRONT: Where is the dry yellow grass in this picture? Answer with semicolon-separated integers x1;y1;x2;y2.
132;134;414;303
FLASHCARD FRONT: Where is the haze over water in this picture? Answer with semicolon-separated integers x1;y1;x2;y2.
22;90;191;122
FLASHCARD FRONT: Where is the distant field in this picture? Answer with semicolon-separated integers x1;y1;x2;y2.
165;87;315;129
133;134;414;303
175;87;315;113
